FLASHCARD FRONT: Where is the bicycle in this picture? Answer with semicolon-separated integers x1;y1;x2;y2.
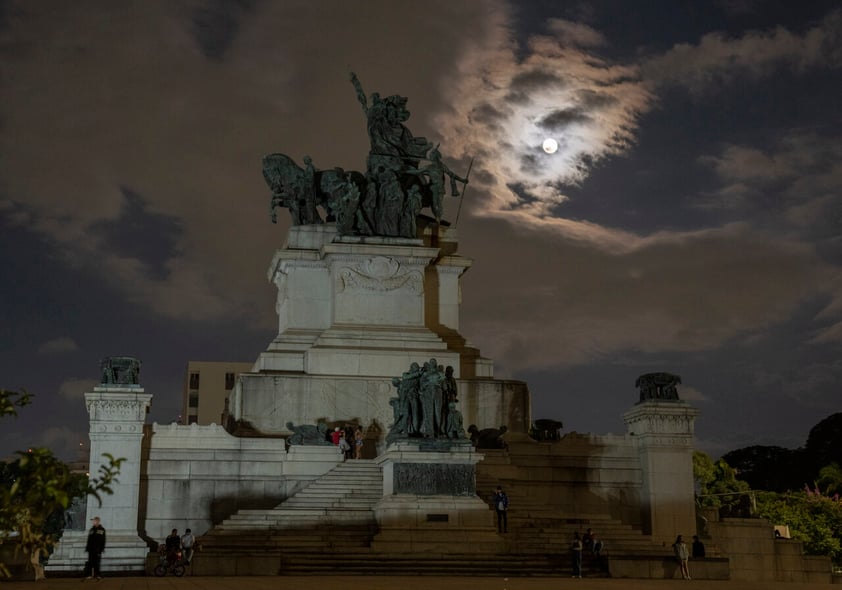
153;545;186;577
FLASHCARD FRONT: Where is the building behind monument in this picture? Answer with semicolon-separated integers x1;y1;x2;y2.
182;361;253;425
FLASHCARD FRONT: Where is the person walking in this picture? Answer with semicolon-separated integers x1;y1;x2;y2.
571;531;583;578
181;528;195;565
673;534;691;580
82;516;106;581
493;486;509;533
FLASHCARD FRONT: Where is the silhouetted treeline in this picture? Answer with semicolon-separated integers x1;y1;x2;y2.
721;412;842;493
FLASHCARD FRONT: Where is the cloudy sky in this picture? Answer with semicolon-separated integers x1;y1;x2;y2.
2;0;840;461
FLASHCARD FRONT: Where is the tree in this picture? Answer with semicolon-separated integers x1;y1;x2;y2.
0;389;124;579
816;463;842;497
806;413;842;474
693;451;750;512
755;490;842;565
0;388;32;418
722;445;809;492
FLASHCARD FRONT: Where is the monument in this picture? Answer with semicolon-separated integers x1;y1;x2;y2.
48;73;813;580
226;72;530;449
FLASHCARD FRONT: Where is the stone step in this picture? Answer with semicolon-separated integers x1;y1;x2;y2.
265;554;606;577
292;491;380;499
222;517;375;529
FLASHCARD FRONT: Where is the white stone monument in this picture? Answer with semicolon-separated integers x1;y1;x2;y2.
47;360;151;574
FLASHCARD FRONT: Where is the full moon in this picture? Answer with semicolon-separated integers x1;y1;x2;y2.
542;138;558;154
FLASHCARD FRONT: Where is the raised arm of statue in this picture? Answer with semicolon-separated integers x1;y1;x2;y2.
350;72;368;114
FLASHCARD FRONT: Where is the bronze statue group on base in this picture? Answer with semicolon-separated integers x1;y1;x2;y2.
263;73;470;239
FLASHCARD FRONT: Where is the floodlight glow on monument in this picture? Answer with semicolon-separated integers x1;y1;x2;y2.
542;138;558;154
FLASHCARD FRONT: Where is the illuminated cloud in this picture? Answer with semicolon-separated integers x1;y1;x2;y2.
439;13;654;217
37;337;80;355
643;9;842;93
58;378;98;400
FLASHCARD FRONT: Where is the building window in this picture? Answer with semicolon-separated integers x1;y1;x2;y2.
189;372;200;390
225;372;236;390
188;392;199;408
187;415;198;425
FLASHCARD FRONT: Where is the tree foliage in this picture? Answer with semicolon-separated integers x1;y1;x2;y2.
0;389;124;578
0;388;32;418
806;413;842;474
817;463;842;497
693;450;750;510
755;490;842;565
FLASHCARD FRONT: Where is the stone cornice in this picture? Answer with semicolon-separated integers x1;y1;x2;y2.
85;391;151;423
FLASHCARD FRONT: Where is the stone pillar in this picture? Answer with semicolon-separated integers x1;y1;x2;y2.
47;384;152;573
623;400;700;545
84;386;151;534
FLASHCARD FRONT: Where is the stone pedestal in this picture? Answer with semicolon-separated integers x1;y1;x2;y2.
254;225;474;378
370;441;502;553
47;386;151;574
623;400;700;545
229;224;529;444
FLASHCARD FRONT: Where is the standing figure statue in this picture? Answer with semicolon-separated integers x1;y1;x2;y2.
425;146;468;221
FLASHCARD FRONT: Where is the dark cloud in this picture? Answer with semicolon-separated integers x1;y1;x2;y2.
90;187;182;281
576;88;618;109
538;107;591;131
469;102;507;126
190;0;255;61
509;68;565;93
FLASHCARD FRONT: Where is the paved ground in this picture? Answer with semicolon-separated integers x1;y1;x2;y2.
1;575;837;589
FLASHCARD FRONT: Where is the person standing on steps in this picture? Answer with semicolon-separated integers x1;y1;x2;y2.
338;432;351;461
354;427;364;459
82;516;106;581
571;531;583;578
493;486;509;533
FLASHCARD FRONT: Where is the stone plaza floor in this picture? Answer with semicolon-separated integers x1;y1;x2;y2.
1;575;838;589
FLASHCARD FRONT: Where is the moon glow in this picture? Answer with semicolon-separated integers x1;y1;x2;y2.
542;138;558;154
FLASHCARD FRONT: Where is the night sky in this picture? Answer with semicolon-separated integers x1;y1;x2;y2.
2;1;840;461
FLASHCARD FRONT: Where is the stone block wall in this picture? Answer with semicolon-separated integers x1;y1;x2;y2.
140;422;303;541
705;512;833;583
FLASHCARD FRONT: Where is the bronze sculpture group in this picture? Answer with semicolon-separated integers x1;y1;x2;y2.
635;372;682;402
100;356;141;386
263;73;469;238
387;359;465;442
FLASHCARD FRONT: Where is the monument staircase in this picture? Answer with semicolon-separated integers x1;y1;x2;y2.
218;459;383;530
193;443;699;576
475;446;681;568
